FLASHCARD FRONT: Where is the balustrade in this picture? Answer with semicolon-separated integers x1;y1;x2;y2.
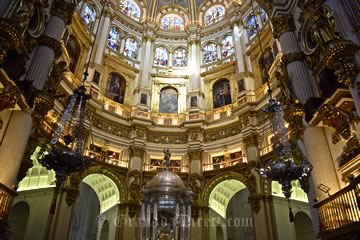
0;183;16;219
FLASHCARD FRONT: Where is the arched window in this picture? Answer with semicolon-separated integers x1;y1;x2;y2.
123;37;139;60
246;14;258;39
204;5;225;26
66;35;81;73
203;43;217;64
260;8;268;23
82;4;96;29
159;87;178;113
161;14;184;30
119;0;140;21
221;35;234;58
213;79;232;109
107;27;121;52
173;48;187;67
154;47;169;66
107;73;126;104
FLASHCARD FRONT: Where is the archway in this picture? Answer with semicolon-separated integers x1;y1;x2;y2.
216;225;224;240
99;220;109;240
69;173;121;240
203;173;254;240
8;201;30;240
294;212;316;240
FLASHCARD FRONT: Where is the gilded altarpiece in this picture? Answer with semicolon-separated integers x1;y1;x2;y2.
150;74;188;114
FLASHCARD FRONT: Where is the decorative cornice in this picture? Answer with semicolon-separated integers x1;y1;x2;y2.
38;35;62;58
271;15;295;39
50;0;76;25
130;146;144;158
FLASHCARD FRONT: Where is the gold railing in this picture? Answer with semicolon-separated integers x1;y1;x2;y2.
143;164;188;173
314;176;360;234
0;183;16;219
202;157;244;171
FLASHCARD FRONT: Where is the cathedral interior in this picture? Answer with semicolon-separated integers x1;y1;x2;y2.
0;0;359;239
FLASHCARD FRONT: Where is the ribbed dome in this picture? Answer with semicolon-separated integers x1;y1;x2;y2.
146;171;185;189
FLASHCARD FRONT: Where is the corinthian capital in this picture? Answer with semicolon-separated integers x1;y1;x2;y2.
271;15;295;39
50;0;76;25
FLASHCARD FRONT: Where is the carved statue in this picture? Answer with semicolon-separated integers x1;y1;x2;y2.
163;148;171;169
45;61;67;94
129;175;141;203
13;0;35;31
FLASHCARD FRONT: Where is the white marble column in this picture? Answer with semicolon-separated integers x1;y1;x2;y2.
216;43;222;61
140;37;153;88
232;23;246;73
190;41;200;91
94;12;111;64
0;111;32;188
168;51;173;67
119;38;125;54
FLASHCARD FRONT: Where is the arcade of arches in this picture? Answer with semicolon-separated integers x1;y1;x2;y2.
0;0;359;239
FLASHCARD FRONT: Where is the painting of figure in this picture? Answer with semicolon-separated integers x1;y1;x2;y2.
212;155;224;169
107;74;126;104
190;96;197;107
140;93;147;105
213;80;232;109
237;79;245;92
159;87;178;113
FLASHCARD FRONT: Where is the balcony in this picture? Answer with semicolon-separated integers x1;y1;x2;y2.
143;164;188;173
314;176;360;239
202;157;245;172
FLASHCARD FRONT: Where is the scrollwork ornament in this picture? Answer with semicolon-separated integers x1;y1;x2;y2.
0;18;22;64
282;52;305;65
0;86;19;112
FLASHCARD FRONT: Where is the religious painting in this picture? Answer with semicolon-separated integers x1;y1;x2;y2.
212;155;224;169
65;36;80;73
260;48;275;84
237;79;245;92
140;93;147;105
159;87;178;113
213;80;232;109
190;96;197;107
107;74;126;104
92;70;101;85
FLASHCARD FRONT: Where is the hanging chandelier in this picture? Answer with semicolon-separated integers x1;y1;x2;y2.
247;0;313;220
38;85;92;187
38;0;111;187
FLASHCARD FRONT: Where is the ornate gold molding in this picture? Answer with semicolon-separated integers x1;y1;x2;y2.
50;0;76;25
284;100;305;140
282;52;305;65
271;15;295;39
0;18;22;64
0;86;19;112
38;35;62;59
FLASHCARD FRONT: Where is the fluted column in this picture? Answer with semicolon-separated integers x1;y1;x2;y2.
272;15;318;104
94;10;112;64
216;43;222;61
26;0;75;90
140;35;154;88
189;39;200;91
168;50;173;67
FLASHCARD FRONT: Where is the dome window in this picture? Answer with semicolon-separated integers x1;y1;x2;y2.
119;0;140;21
204;5;225;26
161;14;185;30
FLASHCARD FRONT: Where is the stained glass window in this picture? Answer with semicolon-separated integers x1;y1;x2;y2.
107;27;121;52
221;35;234;58
260;8;268;23
173;48;187;67
82;4;96;29
119;0;140;21
161;14;184;30
203;43;217;64
247;14;258;39
204;5;225;26
123;38;139;60
154;47;169;66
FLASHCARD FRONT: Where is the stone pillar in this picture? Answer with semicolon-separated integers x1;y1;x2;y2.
189;39;200;91
140;36;154;88
271;15;318;104
168;50;173;67
26;0;75;90
243;134;258;162
240;24;253;73
189;149;202;174
232;22;246;73
216;43;222;61
119;38;125;54
129;147;144;172
94;10;112;64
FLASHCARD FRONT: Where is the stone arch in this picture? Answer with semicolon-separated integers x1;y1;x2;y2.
201;171;249;208
294;211;316;240
8;201;30;240
80;166;128;204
